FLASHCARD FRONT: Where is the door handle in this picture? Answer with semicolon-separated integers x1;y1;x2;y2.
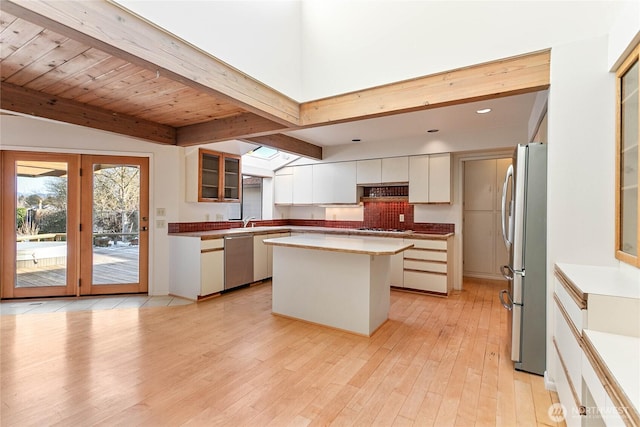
500;265;514;281
141;227;148;231
499;289;513;310
501;164;513;250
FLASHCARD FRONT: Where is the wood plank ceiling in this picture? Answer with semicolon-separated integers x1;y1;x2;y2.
0;0;551;161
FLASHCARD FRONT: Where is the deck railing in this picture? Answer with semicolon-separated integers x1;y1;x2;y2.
16;233;138;246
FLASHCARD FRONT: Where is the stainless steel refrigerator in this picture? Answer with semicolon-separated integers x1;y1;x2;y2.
499;143;547;376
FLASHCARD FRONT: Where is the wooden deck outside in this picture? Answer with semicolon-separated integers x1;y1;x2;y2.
15;245;139;288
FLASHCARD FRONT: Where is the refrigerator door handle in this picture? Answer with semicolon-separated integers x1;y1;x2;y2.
500;264;514;281
501;164;514;250
499;289;513;310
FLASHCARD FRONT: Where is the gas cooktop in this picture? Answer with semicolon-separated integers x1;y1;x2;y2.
357;227;407;233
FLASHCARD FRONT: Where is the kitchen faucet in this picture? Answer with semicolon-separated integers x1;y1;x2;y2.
242;216;256;227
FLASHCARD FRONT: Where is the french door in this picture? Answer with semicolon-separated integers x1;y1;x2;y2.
1;151;148;299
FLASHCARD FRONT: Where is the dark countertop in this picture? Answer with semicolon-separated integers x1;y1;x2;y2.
168;226;454;240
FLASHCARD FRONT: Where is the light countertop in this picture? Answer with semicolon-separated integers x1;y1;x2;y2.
264;234;414;255
583;329;640;421
555;263;640;299
169;226;453;241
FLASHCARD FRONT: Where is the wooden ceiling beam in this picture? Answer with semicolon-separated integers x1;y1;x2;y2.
177;113;288;146
300;50;551;125
0;82;176;145
242;134;323;160
1;0;300;127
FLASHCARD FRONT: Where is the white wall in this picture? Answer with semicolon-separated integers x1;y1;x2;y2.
114;1;629;102
547;36;617;268
115;0;303;100
300;0;628;100
545;35;618;381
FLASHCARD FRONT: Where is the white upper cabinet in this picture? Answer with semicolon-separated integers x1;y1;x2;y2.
292;165;313;204
313;162;357;204
428;153;451;203
409;155;430;203
357;157;408;184
409;153;451;203
333;162;357;203
381;157;409;183
312;163;332;204
274;167;293;205
356;159;382;184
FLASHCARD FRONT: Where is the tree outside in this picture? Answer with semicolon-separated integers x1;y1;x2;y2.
92;165;140;244
16;165;140;244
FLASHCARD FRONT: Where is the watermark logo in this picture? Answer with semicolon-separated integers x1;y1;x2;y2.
548;403;567;422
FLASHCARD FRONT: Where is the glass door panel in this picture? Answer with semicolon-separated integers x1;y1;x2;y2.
620;59;639;257
80;156;148;295
91;163;141;285
1;152;79;298
223;156;240;200
15;160;69;287
200;151;220;200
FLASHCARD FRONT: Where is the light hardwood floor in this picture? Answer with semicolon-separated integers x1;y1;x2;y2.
1;278;564;426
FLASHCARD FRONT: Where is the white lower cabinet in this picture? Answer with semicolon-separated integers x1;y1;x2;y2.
169;236;224;300
402;237;453;295
349;235;403;286
553;264;640;427
200;239;224;295
254;232;290;281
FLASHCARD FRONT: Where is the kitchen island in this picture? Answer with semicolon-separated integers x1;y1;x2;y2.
264;234;413;336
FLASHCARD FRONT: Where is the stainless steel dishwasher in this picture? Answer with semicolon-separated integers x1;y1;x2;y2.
224;234;254;290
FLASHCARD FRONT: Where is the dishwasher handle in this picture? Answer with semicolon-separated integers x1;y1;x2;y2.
224;234;252;240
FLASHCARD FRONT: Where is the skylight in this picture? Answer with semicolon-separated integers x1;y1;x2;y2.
247;146;279;159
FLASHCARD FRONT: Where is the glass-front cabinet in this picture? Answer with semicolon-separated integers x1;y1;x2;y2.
616;43;640;267
200;150;220;200
188;148;241;203
223;156;240;200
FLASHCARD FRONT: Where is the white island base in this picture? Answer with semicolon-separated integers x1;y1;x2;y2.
266;236;413;337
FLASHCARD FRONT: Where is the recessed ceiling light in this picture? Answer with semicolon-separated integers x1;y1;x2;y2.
351;138;361;142
427;129;439;133
476;108;492;114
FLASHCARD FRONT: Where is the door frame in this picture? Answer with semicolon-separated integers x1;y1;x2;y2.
80;155;149;295
1;151;81;299
454;150;513;291
1;150;149;299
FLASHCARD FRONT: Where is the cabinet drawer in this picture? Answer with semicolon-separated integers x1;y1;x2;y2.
553;346;583;427
201;239;224;251
404;248;447;262
403;270;447;293
404;259;447;273
405;239;447;250
555;276;586;331
582;350;607;413
553;297;582;406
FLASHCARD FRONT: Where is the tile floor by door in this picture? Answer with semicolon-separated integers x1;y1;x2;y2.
0;294;192;315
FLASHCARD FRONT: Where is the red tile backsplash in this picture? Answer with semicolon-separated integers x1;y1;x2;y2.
168;203;454;234
363;201;414;230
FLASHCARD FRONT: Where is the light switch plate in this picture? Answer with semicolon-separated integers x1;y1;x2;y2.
399;214;405;222
156;219;166;229
156;207;166;217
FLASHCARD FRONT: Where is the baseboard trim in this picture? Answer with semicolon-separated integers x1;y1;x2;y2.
544;370;557;391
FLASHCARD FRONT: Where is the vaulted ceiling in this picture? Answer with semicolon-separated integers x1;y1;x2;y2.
0;1;550;160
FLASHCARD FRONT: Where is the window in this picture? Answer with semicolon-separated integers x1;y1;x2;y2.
247;146;279;160
615;43;640;267
241;175;263;220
